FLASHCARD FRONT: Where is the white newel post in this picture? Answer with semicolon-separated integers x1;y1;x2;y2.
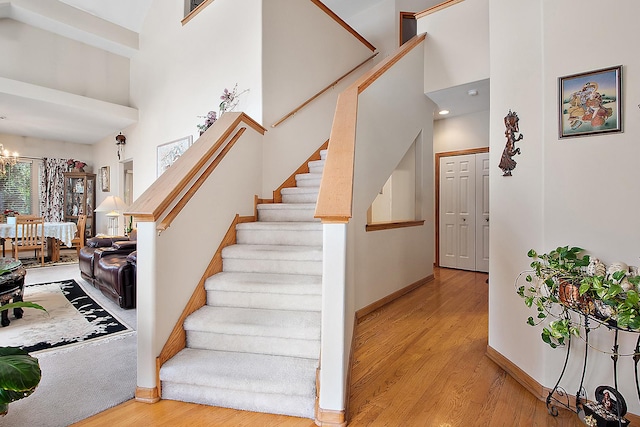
319;223;348;411
136;221;158;398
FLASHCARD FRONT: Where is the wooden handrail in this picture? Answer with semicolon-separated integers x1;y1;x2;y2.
314;34;426;223
309;0;376;52
181;0;215;26
126;112;266;225
271;52;378;128
157;127;247;232
415;0;464;19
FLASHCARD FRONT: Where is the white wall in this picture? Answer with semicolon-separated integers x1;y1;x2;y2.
122;0;263;199
418;0;489;94
0;18;130;105
352;45;434;313
261;0;375;195
490;0;640;413
433;110;489;154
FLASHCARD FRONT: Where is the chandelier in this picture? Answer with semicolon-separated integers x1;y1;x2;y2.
0;144;18;175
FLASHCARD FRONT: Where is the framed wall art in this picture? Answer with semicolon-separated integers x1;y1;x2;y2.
100;166;110;192
157;135;193;177
558;65;622;138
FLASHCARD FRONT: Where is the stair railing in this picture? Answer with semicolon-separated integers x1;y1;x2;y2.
127;112;265;231
313;33;428;425
271;53;378;128
125;112;266;402
315;34;426;223
269;0;377;129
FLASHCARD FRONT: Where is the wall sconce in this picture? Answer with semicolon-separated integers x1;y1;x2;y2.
115;133;126;160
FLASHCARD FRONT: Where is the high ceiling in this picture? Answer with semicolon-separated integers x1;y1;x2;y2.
0;0;487;145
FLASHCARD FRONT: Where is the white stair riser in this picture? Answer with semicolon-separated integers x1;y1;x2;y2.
186;332;320;359
161;383;315;419
236;229;322;246
257;207;318;222
282;192;319;204
223;258;322;275
295;177;321;188
307;159;325;174
207;290;321;311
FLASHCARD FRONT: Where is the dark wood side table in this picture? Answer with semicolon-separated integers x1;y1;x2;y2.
0;257;27;327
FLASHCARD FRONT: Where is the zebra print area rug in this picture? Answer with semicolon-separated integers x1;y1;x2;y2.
0;279;132;353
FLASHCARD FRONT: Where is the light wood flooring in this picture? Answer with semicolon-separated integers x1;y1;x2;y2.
73;268;582;426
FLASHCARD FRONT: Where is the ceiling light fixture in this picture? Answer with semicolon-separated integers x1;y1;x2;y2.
0;144;18;175
467;89;478;96
439;109;450;115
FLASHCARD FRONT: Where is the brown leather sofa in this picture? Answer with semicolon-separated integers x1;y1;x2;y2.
79;233;137;309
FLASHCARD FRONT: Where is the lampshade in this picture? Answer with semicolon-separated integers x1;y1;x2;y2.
95;196;128;236
95;196;128;215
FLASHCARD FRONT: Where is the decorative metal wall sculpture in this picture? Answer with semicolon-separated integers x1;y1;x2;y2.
499;110;523;176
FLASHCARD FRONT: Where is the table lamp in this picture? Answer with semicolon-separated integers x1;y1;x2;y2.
95;196;128;236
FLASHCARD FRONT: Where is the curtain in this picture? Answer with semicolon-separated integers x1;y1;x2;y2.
40;158;70;222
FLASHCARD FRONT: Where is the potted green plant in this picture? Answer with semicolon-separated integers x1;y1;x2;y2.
0;300;45;416
516;246;640;348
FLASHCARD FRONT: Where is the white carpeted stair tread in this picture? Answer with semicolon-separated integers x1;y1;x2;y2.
307;159;325;170
281;186;319;195
257;203;319;222
236;222;322;246
280;187;319;204
320;149;327;160
295;173;322;187
184;306;320;340
237;222;321;231
205;272;321;294
160;348;317;396
205;272;322;311
257;203;317;211
222;244;322;261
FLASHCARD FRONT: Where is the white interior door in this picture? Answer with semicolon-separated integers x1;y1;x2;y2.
439;154;476;270
439;152;489;272
475;153;490;272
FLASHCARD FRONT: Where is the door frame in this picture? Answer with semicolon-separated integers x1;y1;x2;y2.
435;147;489;267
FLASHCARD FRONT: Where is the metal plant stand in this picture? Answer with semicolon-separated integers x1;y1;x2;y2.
546;311;636;426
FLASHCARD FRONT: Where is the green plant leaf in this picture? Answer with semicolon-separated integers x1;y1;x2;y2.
0;347;41;405
527;317;535;326
527;249;537;258
0;302;46;314
579;282;590;296
517;286;525;297
612;270;627;282
524;296;534;308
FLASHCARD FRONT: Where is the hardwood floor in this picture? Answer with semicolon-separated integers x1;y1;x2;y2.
73;268;582;426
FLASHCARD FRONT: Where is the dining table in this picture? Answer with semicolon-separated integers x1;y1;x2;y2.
0;221;78;262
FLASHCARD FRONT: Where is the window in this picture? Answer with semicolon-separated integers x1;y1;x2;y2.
190;0;206;11
0;160;33;216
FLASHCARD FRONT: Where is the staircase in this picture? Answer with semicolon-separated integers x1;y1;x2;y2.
159;151;326;419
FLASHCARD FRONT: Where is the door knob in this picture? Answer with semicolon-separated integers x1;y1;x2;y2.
462;218;466;222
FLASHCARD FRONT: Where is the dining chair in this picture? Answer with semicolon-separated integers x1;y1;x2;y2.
11;215;45;266
70;214;87;257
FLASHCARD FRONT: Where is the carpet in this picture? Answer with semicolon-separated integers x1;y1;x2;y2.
18;252;79;269
0;279;132;353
